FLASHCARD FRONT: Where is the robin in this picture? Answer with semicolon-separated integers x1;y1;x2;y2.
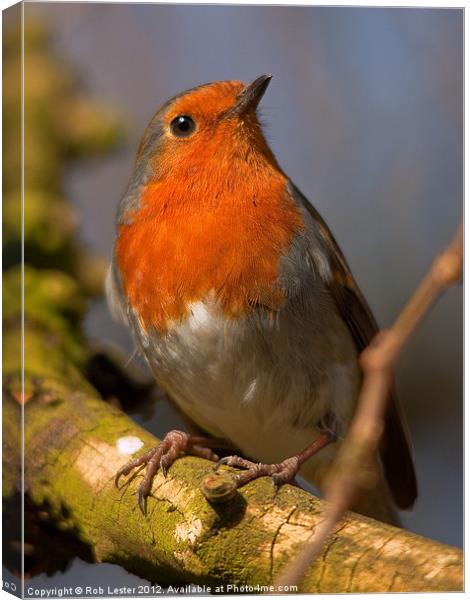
107;75;417;521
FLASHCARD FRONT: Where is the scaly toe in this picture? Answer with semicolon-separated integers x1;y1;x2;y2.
115;430;225;514
271;457;300;489
114;448;158;488
215;455;256;471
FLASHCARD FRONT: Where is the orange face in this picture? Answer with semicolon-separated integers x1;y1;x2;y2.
116;78;304;332
162;80;245;142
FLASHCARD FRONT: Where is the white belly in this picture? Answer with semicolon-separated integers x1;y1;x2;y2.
136;297;361;468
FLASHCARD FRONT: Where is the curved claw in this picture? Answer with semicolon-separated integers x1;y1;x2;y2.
214;457;230;471
137;488;147;516
115;430;226;515
115;467;132;489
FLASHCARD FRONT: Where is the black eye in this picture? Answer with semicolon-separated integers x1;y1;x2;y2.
170;115;196;138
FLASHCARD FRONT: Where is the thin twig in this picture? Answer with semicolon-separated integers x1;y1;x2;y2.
274;222;463;589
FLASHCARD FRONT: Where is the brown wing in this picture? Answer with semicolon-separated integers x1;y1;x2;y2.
290;183;417;509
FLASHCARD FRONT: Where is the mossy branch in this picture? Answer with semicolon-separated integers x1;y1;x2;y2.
275;223;463;588
2;308;463;592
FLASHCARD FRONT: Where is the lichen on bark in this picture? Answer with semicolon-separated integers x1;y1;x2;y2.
3;362;463;591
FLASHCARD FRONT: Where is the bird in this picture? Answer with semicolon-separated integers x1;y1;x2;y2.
107;75;417;522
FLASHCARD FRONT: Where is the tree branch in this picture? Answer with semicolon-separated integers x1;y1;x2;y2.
274;223;463;589
2;309;463;591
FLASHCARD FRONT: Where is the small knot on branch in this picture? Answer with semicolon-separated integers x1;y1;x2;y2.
432;223;463;286
359;330;397;373
201;472;237;503
433;249;463;287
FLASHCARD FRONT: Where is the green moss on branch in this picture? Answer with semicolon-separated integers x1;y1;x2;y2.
2;310;463;591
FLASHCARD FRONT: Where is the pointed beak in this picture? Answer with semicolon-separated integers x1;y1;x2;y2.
233;74;272;115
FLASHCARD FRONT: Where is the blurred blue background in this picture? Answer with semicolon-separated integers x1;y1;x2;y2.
26;2;463;587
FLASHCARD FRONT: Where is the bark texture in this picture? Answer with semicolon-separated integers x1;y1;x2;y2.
2;312;463;592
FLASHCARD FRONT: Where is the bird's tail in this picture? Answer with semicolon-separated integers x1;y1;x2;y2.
346;478;399;525
299;445;399;526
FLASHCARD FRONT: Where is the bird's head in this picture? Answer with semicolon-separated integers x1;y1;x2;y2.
126;75;279;197
161;74;272;141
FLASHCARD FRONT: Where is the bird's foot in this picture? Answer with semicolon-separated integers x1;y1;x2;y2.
115;430;223;514
213;431;335;492
215;455;301;489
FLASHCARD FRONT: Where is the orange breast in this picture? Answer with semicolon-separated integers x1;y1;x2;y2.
116;151;304;332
